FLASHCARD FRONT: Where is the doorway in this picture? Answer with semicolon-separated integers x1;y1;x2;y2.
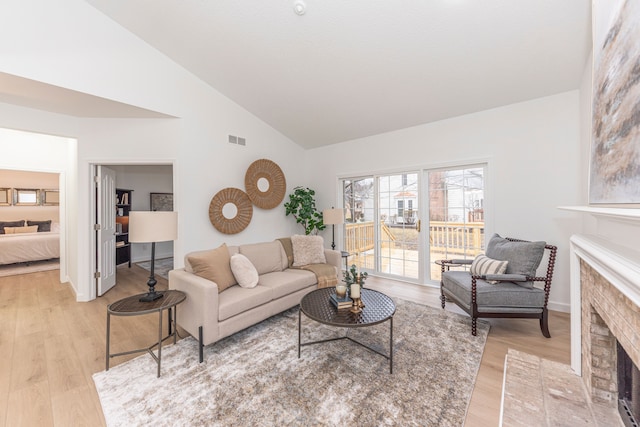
93;163;174;297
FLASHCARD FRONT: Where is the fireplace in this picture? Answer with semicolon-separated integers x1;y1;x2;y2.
569;233;640;426
619;341;640;427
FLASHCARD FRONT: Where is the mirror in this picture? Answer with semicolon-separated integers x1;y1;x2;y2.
14;189;39;206
0;188;10;206
42;190;59;206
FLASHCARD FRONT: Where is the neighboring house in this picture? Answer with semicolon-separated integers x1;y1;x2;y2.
0;0;630;323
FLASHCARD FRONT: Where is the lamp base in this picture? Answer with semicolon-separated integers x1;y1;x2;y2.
139;291;163;302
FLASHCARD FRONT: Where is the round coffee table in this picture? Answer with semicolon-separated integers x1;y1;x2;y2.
298;287;396;373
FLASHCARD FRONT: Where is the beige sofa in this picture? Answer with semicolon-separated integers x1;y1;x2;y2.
169;240;341;362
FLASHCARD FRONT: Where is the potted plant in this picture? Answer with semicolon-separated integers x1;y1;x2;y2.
284;186;326;235
343;264;368;294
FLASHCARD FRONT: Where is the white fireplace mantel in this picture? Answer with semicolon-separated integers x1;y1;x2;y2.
569;234;640;375
559;206;640;223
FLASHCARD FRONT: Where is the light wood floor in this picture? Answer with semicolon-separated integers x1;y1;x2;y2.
0;267;570;426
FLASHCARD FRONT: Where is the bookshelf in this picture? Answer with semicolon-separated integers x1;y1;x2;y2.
115;188;133;267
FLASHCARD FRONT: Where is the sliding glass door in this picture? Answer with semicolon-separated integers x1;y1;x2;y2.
342;172;420;281
340;163;485;285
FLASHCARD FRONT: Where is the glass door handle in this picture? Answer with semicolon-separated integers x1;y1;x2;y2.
417;219;421;232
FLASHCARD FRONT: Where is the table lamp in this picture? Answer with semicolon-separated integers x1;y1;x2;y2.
129;211;178;302
322;207;344;250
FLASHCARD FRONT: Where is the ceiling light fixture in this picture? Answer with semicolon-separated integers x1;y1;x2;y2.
293;0;306;16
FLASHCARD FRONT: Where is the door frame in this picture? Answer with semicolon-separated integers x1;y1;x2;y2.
89;160;176;300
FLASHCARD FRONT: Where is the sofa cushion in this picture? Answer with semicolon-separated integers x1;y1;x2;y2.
442;270;545;309
239;241;284;275
485;234;546;288
230;253;259;288
187;243;237;293
291;234;326;266
218;285;273;321
258;270;317;299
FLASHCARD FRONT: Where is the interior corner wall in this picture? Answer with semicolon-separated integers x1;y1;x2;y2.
304;91;583;312
1;0;307;301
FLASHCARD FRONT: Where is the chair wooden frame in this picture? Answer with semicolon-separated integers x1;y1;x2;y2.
439;237;557;337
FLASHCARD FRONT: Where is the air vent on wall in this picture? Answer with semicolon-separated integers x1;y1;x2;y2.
228;134;246;146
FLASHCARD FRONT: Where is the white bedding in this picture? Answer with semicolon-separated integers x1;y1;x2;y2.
0;231;60;265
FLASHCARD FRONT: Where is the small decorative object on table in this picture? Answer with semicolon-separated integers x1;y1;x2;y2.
330;292;352;309
343;264;368;313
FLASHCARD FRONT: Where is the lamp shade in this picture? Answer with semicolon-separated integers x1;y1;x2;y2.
323;208;344;225
129;211;178;243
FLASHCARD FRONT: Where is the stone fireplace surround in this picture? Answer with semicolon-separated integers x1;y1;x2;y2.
570;233;640;418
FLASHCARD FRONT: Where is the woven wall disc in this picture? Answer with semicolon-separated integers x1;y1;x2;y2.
209;188;253;234
244;159;286;209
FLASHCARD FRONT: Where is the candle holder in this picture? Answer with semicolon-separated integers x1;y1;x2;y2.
350;296;365;313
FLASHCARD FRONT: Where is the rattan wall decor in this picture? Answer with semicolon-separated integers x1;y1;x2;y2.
244;159;286;209
208;187;253;234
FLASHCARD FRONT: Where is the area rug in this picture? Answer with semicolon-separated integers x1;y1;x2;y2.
135;257;173;279
93;298;489;426
0;259;59;277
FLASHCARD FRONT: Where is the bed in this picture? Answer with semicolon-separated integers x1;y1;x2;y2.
0;225;60;265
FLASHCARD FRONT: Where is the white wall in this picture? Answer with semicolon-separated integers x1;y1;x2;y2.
575;0;640;250
0;0;307;301
305;91;583;312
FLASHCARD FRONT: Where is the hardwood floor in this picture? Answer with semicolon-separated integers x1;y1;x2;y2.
0;267;570;426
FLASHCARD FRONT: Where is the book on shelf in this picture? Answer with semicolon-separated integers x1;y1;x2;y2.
330;293;352;309
116;241;125;248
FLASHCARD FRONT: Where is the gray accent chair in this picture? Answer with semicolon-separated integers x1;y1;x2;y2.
440;234;557;337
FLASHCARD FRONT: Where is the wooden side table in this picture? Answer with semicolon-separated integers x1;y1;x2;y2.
105;290;186;377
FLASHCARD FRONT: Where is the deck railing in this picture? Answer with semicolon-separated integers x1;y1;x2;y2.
344;221;484;257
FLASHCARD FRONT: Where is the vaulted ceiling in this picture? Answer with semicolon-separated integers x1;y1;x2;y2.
4;1;593;149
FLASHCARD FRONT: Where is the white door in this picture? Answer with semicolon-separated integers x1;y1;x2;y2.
96;166;117;296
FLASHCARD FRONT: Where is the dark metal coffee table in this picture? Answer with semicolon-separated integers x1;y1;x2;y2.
298;287;396;373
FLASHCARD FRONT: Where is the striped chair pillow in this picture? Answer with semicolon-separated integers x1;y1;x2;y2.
470;254;508;283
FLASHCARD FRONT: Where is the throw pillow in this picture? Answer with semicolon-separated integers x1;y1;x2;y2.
470;254;508;284
0;220;25;234
485;233;546;288
291;234;326;267
27;220;52;232
230;254;259;288
187;243;237;293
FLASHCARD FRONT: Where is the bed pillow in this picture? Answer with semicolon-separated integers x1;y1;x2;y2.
27;220;52;232
5;225;39;234
291;234;326;267
0;220;25;234
187;243;237;293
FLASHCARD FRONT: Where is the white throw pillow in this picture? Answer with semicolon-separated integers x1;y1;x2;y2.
291;234;326;267
470;254;508;284
230;253;259;288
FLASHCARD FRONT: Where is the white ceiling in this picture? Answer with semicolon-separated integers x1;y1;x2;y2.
6;1;592;149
